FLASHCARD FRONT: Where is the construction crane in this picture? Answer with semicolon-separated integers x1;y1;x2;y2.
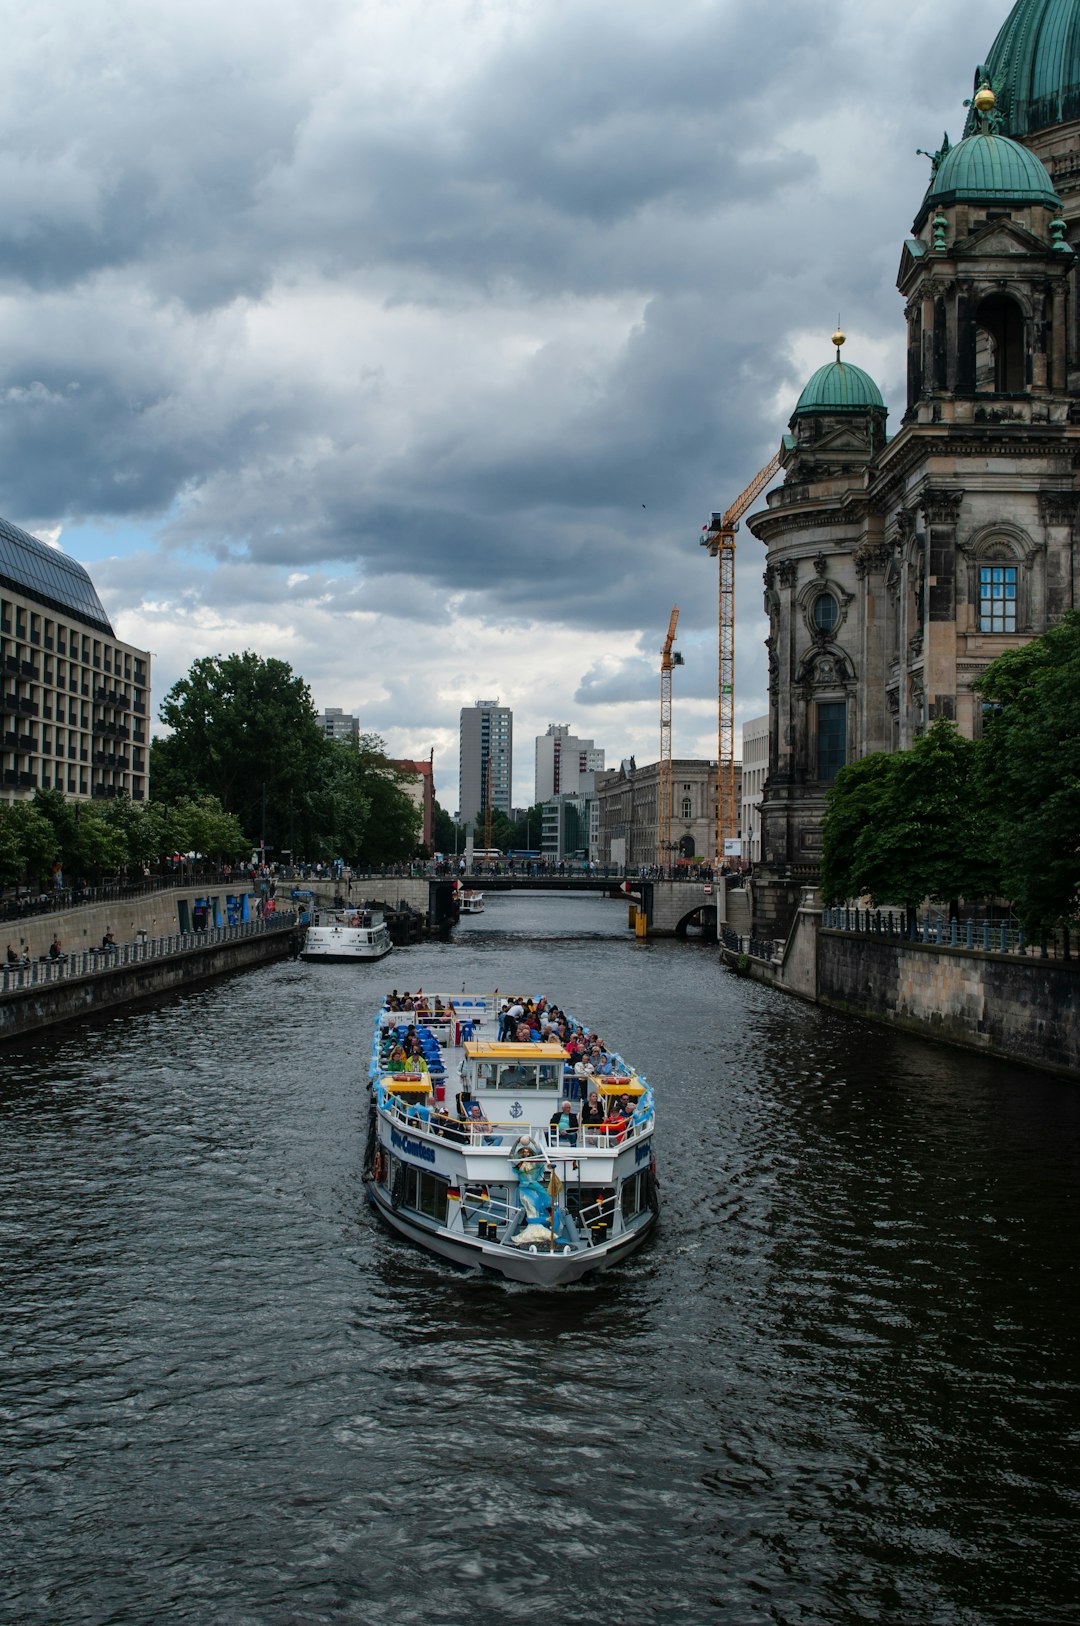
701;449;781;866
658;606;684;868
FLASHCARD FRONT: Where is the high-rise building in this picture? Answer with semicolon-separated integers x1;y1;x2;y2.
459;699;512;827
316;706;359;741
533;723;605;804
0;518;151;806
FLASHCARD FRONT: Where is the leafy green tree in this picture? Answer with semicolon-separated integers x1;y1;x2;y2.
71;807;129;881
353;737;421;864
432;801;462;856
171;795;249;863
975;611;1080;933
156;652;325;854
0;801;59;889
822;720;999;914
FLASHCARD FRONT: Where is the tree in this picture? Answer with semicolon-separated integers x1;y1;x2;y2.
432;801;462;856
353;737;421;864
821;720;999;914
975;611;1080;933
156;652;326;853
0;801;59;889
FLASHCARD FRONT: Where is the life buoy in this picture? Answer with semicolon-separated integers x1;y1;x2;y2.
373;1148;385;1184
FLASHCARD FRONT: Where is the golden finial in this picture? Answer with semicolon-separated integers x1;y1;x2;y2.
832;327;846;362
973;82;996;115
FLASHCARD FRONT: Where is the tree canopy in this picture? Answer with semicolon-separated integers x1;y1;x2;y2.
821;719;999;913
974;609;1080;933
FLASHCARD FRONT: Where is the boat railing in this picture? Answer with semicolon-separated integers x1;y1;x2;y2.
542;1114;653;1153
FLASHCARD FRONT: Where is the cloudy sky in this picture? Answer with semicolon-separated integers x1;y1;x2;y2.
1;0;1003;810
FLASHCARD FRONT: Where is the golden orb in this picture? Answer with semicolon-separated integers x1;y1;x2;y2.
974;83;996;114
832;328;846;350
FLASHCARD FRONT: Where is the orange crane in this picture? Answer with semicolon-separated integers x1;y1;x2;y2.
658;606;684;867
701;449;781;864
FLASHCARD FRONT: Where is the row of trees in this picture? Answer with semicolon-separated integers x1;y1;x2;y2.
0;790;248;890
821;612;1080;934
1;651;424;888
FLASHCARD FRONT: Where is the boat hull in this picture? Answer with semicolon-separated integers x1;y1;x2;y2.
365;1179;655;1285
301;944;393;963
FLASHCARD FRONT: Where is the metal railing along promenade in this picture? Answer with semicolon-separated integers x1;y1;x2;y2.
0;912;297;998
820;907;1074;961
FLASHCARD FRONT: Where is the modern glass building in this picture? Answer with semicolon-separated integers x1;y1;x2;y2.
0;517;151;805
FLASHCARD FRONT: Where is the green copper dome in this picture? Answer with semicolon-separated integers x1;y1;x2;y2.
921;130;1060;219
966;0;1080;139
791;359;886;419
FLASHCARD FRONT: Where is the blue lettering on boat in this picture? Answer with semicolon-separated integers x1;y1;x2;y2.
634;1139;652;1166
390;1127;437;1164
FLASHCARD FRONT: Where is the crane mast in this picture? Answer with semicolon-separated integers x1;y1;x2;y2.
658;607;683;868
701;450;781;866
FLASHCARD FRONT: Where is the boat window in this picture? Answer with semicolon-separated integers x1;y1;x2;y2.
536;1063;562;1087
497;1063;536;1089
621;1172;647;1221
395;1159;449;1223
474;1060;498;1086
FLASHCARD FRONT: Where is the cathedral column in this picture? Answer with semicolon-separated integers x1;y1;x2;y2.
920;488;964;724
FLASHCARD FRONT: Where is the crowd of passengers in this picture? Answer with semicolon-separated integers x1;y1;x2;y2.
379;989;643;1145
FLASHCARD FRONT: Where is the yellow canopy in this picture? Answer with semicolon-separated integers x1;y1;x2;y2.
380;1077;431;1095
597;1078;645;1098
463;1041;568;1061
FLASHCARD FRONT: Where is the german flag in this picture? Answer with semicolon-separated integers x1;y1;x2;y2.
447;1187;461;1201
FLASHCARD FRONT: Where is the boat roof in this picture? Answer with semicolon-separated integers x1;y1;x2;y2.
462;1041;568;1061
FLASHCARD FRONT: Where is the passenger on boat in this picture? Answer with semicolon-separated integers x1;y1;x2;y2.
581;1092;605;1134
549;1101;579;1147
468;1102;501;1146
387;1043;408;1071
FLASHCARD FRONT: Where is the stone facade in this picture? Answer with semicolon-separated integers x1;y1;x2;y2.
747;82;1080;940
595;757;736;869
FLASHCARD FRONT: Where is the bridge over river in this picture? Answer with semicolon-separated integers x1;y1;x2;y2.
311;872;741;939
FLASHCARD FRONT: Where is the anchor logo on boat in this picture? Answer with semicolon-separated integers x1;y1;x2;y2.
509;1101;523;1119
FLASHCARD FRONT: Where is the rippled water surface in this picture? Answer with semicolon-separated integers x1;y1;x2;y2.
3;891;1079;1625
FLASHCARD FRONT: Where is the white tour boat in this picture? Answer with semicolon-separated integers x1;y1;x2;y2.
459;890;485;914
301;908;393;963
363;994;658;1285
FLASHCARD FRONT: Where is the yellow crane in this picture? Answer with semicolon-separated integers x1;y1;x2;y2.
658;606;684;868
701;449;781;865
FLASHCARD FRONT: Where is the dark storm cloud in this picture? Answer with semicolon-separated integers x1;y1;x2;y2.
0;0;998;751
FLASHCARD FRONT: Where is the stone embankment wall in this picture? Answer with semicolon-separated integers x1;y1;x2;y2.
3;885;256;963
816;932;1080;1079
0;926;296;1044
729;894;1080;1080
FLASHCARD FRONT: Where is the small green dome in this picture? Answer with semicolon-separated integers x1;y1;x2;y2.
791;360;886;419
919;130;1059;222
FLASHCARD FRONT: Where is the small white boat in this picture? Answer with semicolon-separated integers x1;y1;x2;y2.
459;890;485;914
363;994;658;1285
301;909;393;963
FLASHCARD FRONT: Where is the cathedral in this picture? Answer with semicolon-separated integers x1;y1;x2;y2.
748;0;1080;940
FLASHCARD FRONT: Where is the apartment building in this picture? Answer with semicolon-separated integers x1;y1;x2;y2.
0;518;151;805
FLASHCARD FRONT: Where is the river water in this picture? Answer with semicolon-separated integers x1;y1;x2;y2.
2;891;1078;1626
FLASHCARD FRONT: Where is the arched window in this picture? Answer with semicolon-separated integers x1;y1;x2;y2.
812;593;838;633
679;835;695;858
681;797;692;820
975;295;1025;393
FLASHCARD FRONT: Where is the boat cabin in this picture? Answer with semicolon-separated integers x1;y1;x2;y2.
462;1041;568;1094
